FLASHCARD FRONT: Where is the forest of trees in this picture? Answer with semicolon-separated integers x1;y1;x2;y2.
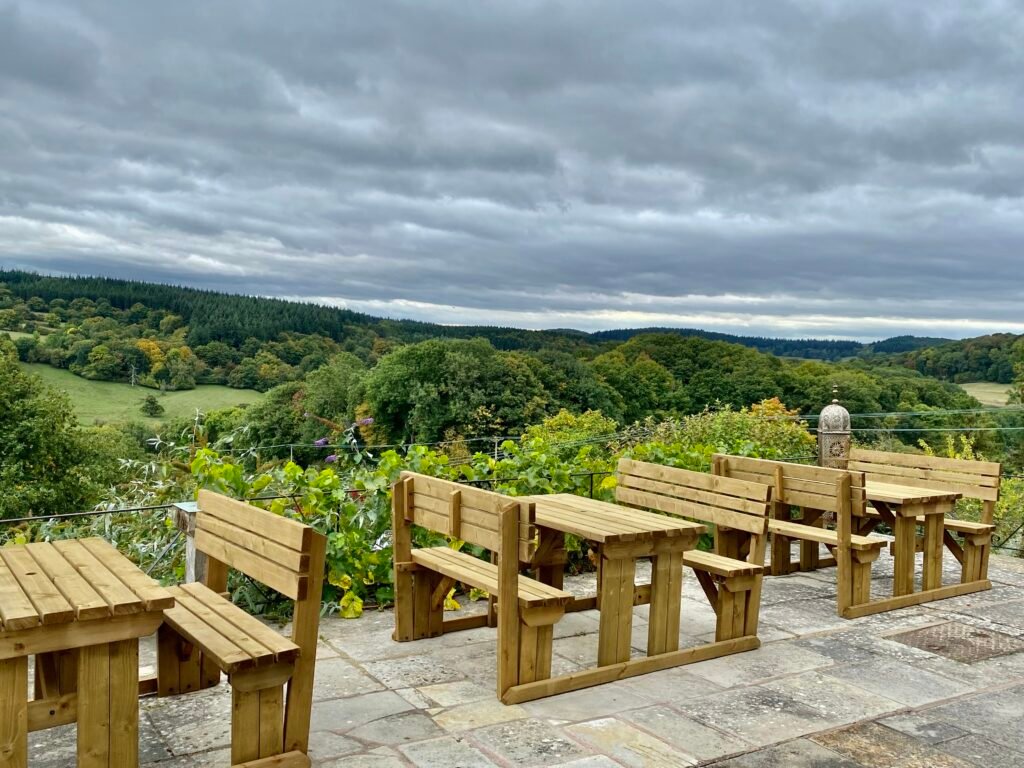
875;333;1024;384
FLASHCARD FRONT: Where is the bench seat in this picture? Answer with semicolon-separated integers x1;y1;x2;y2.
861;508;995;536
163;583;299;675
768;519;888;551
411;547;572;608
682;550;760;578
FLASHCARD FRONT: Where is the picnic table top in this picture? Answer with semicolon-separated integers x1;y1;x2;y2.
525;493;705;545
865;480;962;508
0;537;174;634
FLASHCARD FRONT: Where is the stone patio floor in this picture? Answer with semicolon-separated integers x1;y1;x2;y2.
28;548;1024;767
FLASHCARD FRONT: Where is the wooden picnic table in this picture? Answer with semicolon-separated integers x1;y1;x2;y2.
864;481;960;596
526;494;705;666
0;537;174;767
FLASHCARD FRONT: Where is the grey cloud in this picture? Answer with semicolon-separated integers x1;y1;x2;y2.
1;0;1023;341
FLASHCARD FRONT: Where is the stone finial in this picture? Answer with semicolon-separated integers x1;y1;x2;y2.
818;384;851;469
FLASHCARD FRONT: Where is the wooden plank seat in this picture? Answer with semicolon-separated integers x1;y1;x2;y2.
392;472;572;702
615;458;772;645
157;491;326;768
162;582;299;674
768;519;887;552
848;448;999;584
409;548;572;609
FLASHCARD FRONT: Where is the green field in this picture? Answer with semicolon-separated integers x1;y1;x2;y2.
18;363;263;426
3;330;33;340
960;382;1013;407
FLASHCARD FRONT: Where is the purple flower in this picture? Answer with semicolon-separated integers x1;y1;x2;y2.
357;417;374;426
314;437;329;447
324;454;338;464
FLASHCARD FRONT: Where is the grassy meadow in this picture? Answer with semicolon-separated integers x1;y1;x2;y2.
18;362;263;426
960;382;1013;407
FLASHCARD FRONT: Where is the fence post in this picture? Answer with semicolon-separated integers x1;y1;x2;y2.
171;501;206;583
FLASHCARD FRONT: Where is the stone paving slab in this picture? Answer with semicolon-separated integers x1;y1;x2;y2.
23;552;1024;766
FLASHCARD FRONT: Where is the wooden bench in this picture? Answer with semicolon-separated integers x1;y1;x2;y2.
848;449;998;584
615;459;772;646
157;490;326;768
711;455;889;615
391;472;572;701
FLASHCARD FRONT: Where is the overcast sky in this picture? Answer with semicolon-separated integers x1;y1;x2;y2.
2;1;1023;341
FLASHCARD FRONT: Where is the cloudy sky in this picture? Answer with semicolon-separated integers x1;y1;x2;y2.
2;1;1023;340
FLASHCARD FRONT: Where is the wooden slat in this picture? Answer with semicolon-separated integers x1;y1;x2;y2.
852;462;999;501
618;459;770;501
405;473;513;517
197;514;310;573
0;548;74;625
410;548;570;607
617;474;769;516
849;448;1000;476
179;583;298;661
616;487;767;535
553;495;704;536
78;538;174;611
24;544;109;621
0;613;161;661
195;530;305;601
768;520;886;551
0;556;40;632
683;550;760;578
51;540;144;616
198;490;312;552
169;585;297;671
866;482;961;506
162;593;260;671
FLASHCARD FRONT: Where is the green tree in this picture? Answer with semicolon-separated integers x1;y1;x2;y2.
0;340;108;517
141;394;165;417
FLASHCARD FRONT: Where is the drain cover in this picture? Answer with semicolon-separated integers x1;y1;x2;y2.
888;621;1024;663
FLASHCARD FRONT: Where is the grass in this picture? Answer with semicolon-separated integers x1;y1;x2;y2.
3;330;33;340
960;382;1013;407
18;362;263;426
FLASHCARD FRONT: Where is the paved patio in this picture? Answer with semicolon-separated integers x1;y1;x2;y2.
29;548;1024;767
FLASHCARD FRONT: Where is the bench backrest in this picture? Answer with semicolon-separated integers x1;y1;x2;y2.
615;459;772;549
195;489;326;754
848;448;1000;523
712;454;867;517
196;489;321;601
398;472;536;562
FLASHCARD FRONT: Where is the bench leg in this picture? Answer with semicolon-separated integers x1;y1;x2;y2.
893;517;917;597
232;683;286;764
0;656;28;768
715;575;756;642
962;533;991;583
922;515;944;591
849;549;880;610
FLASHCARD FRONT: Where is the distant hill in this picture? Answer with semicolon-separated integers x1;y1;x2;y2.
0;269;964;362
589;327;956;361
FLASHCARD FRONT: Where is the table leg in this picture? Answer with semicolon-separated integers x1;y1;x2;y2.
893;516;917;597
647;551;683;656
922;509;944;591
799;510;824;572
597;554;636;666
0;656;28;768
535;528;565;590
78;639;139;768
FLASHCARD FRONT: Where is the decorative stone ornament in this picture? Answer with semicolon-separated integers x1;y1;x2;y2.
818;385;851;469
